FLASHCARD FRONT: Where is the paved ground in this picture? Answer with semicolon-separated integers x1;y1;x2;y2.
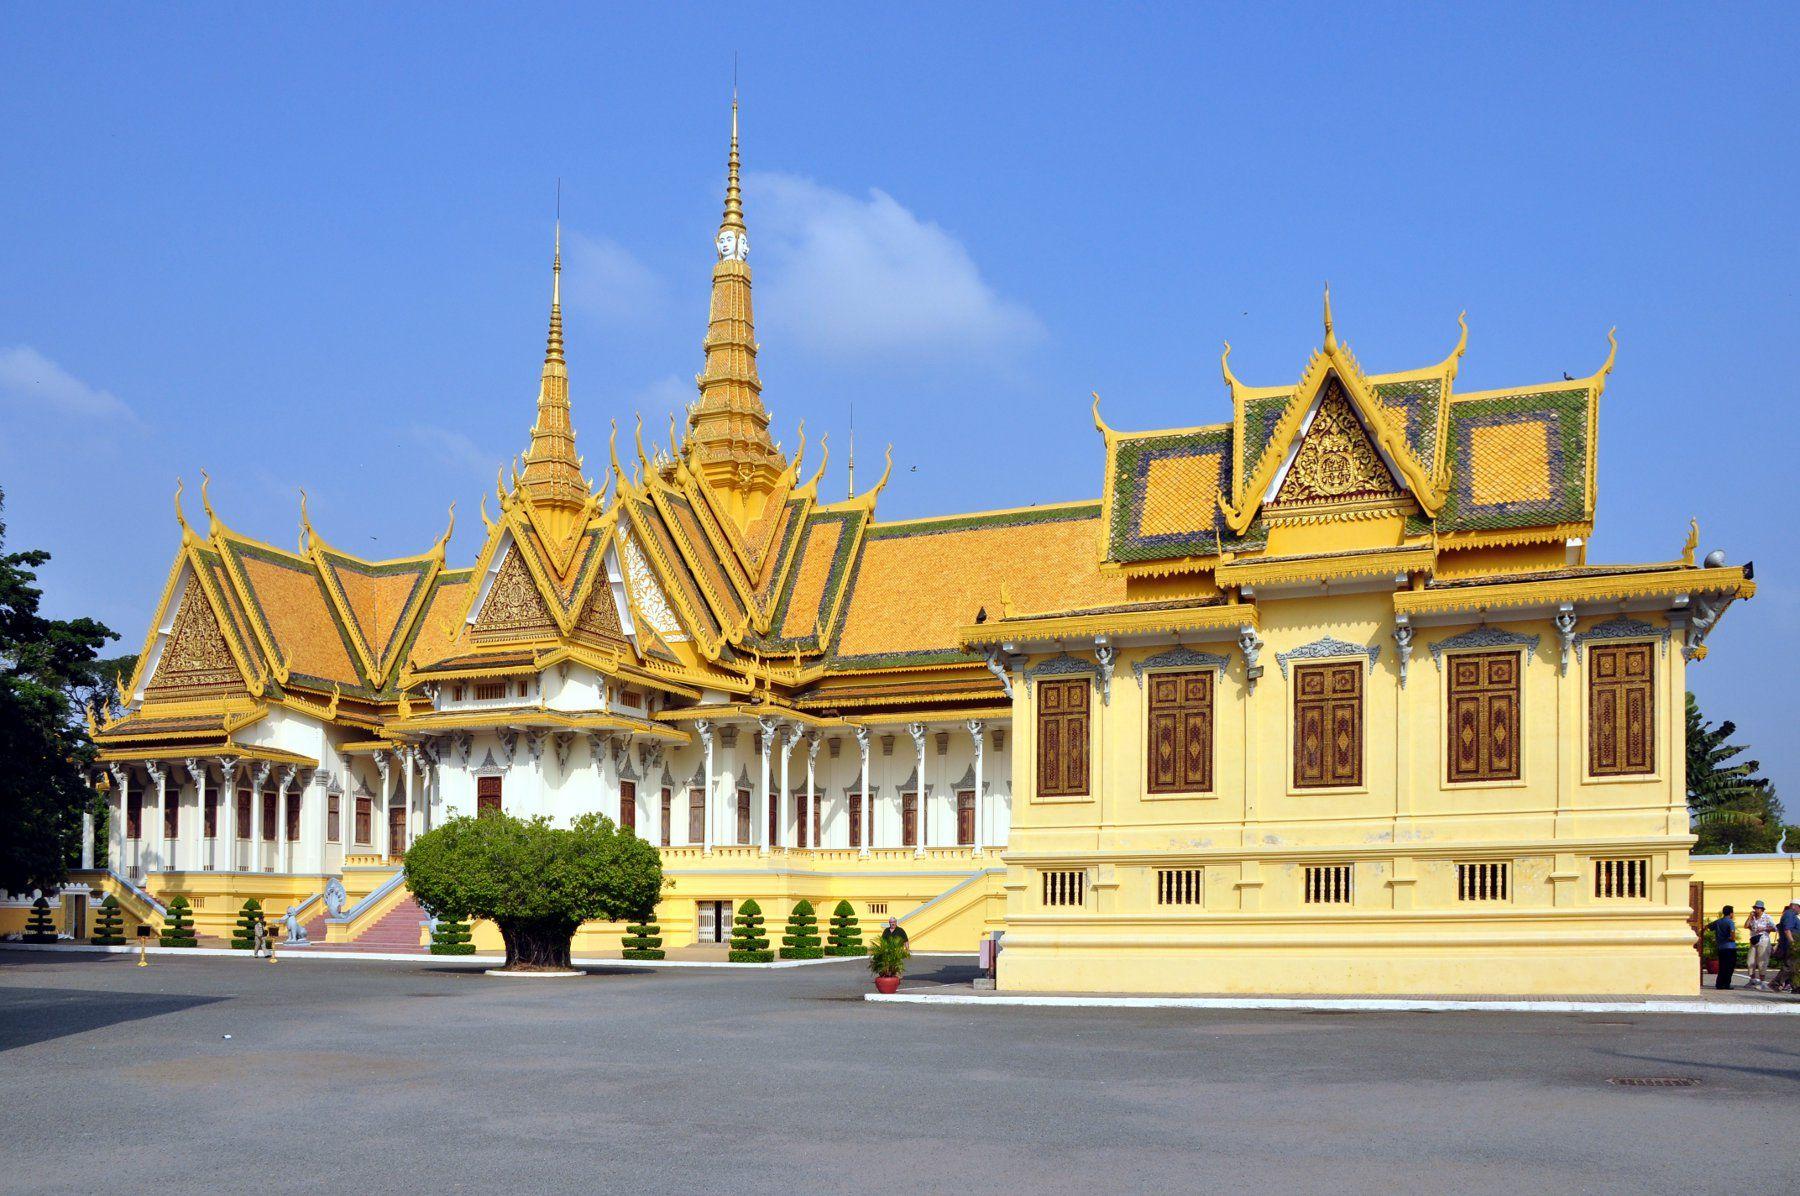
1;952;1794;1194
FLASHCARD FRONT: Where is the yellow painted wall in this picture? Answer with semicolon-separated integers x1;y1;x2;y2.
999;599;1697;995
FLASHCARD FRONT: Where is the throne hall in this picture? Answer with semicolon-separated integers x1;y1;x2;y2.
79;105;1757;994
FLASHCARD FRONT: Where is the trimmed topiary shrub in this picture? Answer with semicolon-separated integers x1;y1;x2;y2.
621;914;664;961
230;898;265;950
159;895;198;948
826;899;864;956
729;898;773;963
429;912;476;955
23;896;57;943
91;894;126;945
780;899;823;960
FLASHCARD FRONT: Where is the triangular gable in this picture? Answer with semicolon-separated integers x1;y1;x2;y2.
620;494;726;659
142;562;253;700
470;540;559;642
1264;379;1408;513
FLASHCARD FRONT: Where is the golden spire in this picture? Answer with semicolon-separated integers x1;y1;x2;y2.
521;217;586;512
686;93;786;510
1322;283;1337;353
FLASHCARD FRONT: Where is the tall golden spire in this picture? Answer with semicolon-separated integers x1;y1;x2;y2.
521;219;586;513
686;94;786;508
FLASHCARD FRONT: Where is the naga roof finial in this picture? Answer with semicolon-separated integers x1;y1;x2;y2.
1322;283;1337;353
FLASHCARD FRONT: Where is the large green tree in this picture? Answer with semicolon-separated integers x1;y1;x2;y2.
1687;691;1781;854
404;810;662;970
0;486;118;893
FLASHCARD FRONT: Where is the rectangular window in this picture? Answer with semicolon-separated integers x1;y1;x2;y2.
796;792;810;849
1447;651;1521;783
1594;857;1650;899
868;902;888;915
739;789;753;845
476;775;502;817
355;797;372;845
1157;868;1205;906
618;780;636;834
813;792;823;847
659;788;672;848
126;789;143;839
261;790;277;841
1036;676;1091;798
621;689;643;708
850;788;864;848
688;788;705;844
1456;861;1510;902
206;793;219;839
1303;864;1354;905
474;681;506;701
1041;870;1086;907
1147;670;1215;794
1589;643;1655;777
286;794;301;842
1293;662;1363;789
163;795;178;840
327;794;340;843
902;790;918;848
956;790;975;846
236;787;252;840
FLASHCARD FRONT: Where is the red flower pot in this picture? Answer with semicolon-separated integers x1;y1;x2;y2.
873;975;901;995
1704;959;1720;975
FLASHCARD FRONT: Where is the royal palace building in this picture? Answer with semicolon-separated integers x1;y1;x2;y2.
79;108;1757;994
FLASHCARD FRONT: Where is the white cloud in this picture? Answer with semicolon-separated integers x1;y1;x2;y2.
563;232;667;325
748;173;1045;365
0;345;138;424
409;424;493;480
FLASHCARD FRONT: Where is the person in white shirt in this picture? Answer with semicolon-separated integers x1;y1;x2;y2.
1745;901;1776;990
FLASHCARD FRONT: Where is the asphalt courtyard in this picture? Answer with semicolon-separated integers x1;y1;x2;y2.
1;952;1793;1194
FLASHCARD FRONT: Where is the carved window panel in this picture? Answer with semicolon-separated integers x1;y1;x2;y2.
354;797;372;845
326;794;339;844
261;790;277;841
1147;670;1214;794
688;788;705;843
659;788;672;848
902;790;918;848
1446;651;1521;783
476;775;502;817
1036;677;1091;798
619;780;637;834
957;791;975;846
236;787;252;840
1293;662;1363;789
126;790;143;840
739;789;753;845
1589;643;1655;777
286;794;301;842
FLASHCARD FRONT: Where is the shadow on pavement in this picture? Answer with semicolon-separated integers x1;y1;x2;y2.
0;987;227;1052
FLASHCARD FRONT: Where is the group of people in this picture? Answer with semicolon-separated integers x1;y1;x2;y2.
1708;900;1800;991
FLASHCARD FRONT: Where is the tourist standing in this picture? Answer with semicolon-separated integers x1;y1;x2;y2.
1711;906;1738;991
880;917;909;947
1777;903;1800;992
252;914;268;959
1746;901;1776;990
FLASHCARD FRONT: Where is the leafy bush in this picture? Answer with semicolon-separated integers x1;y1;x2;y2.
159;895;197;947
429;911;476;955
868;932;909;979
23;895;57;943
826;899;864;956
780;898;823;960
621;915;664;961
230;898;265;949
405;811;662;970
729;898;773;963
91;894;125;945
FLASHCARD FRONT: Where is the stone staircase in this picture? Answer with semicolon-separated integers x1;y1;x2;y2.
320;894;429;954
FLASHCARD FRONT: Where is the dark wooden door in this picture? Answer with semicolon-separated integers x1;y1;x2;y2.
957;790;975;846
660;788;672;847
796;793;810;848
476;775;502;816
738;790;752;844
688;789;705;843
388;805;406;860
902;792;918;848
618;781;637;834
849;792;862;848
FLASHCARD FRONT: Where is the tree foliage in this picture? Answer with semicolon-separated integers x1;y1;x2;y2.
159;894;197;947
0;487;120;893
1687;692;1781;854
230;898;265;949
826;899;864;956
621;916;664;961
729;898;773;963
91;894;126;945
23;895;57;943
780;898;822;959
404;810;662;969
428;911;475;955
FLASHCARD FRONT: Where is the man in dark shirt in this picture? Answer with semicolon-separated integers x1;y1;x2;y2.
1777;903;1800;991
1711;906;1738;991
880;917;909;946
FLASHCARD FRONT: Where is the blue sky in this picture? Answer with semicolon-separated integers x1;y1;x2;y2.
2;5;1795;782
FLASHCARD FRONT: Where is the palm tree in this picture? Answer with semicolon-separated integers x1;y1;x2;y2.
1687;692;1780;853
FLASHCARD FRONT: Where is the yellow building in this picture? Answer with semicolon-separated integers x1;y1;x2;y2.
81;106;1755;993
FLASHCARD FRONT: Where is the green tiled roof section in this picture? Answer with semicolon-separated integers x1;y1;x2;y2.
222;538;373;696
1373;377;1445;464
318;550;433;660
867;502;1100;541
1240;394;1291;475
824;647;980;672
1106;427;1231;563
1438;388;1590;532
758;508;865;654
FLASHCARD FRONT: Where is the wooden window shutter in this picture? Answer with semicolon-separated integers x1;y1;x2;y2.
618;780;636;833
1447;651;1521;783
1036;676;1091;798
476;775;502;816
1147;670;1214;794
1589;643;1655;776
1293;662;1363;789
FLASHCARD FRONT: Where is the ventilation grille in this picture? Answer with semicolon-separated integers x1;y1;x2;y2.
1042;870;1086;908
1303;864;1354;905
1457;861;1510;902
1594;858;1650;899
1157;868;1204;906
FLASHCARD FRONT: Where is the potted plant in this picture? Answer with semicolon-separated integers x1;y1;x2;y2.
1701;932;1719;976
868;933;908;994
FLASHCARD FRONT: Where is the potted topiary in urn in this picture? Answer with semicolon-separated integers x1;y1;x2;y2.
868;932;909;994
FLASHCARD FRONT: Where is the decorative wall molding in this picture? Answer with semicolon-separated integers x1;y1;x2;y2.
1428;625;1541;669
984;650;1015;700
1554;608;1578;674
1275;635;1381;680
1572;614;1670;660
1024;652;1099;682
1393;622;1414;688
1094;643;1116;705
1131;646;1231;686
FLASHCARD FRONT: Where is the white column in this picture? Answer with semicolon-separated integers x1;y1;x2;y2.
778;725;795;852
757;716;775;852
908;722;927;856
968;719;986;855
374;750;393;861
403;747;418;850
250;762;269;872
805;733;819;849
855;728;871;856
146;761;168;872
696;720;714;854
276;765;295;873
107;765;129;875
80;806;95;870
185;758;206;872
218;757;239;871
